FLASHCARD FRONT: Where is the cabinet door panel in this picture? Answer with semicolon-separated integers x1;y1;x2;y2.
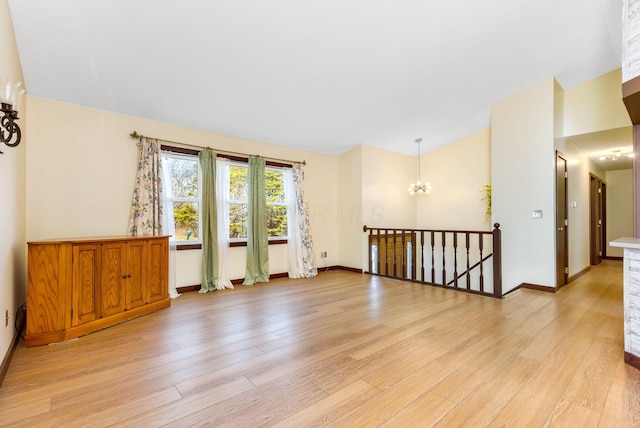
148;239;168;303
101;243;126;317
28;244;65;334
72;244;100;326
127;240;147;309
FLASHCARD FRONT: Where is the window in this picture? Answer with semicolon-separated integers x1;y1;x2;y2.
161;150;201;244
265;168;288;239
227;161;288;243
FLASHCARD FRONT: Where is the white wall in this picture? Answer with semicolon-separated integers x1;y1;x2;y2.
0;0;26;365
492;79;558;291
25;96;339;287
606;169;634;257
419;128;491;231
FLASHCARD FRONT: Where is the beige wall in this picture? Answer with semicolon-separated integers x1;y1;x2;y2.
361;144;416;269
564;69;632;137
555;139;605;277
559;69;632;269
25;96;339;287
336;144;418;271
362;145;416;229
606;169;634;258
419;128;491;231
492;79;557;291
0;0;26;364
336;146;363;270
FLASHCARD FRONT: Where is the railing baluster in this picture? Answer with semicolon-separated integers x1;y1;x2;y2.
401;230;406;279
479;233;484;293
453;232;458;288
441;231;446;286
362;224;502;299
376;228;381;275
384;229;389;276
430;231;435;283
420;230;425;282
392;229;397;278
465;232;471;290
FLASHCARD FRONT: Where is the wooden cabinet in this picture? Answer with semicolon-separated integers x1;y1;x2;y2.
26;236;170;347
71;244;100;326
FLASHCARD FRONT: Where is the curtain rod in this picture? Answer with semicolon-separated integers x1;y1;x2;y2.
129;131;305;166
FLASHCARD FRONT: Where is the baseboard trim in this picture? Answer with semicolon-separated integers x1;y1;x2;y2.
522;283;557;293
603;256;623;261
0;305;26;389
625;352;640;371
568;266;591;283
328;265;363;273
176;285;200;293
175;266;363;293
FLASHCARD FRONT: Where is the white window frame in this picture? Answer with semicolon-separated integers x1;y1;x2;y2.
265;166;289;241
226;160;289;244
228;161;249;244
161;150;202;246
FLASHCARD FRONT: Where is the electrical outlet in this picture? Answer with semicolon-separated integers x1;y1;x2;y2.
321;251;327;258
5;309;8;327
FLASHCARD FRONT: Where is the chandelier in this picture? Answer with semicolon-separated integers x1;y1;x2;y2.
599;149;634;161
0;80;24;154
408;138;431;196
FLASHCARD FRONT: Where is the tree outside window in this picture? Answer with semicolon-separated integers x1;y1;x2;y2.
162;152;200;242
228;163;287;240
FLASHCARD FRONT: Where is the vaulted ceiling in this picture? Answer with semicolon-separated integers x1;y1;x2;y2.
8;0;622;157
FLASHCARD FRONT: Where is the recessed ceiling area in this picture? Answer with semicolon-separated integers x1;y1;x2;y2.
7;0;623;157
561;127;634;171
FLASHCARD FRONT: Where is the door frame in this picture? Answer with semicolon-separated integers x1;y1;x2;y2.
556;151;568;288
589;174;607;265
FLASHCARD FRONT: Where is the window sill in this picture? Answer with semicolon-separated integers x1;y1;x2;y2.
175;240;288;250
176;243;202;251
230;239;288;247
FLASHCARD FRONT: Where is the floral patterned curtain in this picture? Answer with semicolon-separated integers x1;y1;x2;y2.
288;163;317;278
128;137;163;236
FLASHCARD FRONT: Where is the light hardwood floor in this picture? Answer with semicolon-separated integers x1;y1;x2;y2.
1;260;639;427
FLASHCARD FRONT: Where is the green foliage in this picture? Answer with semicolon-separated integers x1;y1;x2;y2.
480;182;491;221
164;154;199;240
228;166;288;238
229;165;248;200
173;202;199;240
229;203;247;238
265;170;287;237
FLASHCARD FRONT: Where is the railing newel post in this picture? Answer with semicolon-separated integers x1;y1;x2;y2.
492;223;503;297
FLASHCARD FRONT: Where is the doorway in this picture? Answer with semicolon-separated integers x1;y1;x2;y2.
556;152;568;288
590;175;606;265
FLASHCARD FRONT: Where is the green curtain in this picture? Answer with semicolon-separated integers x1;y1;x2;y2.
243;157;269;285
199;149;219;293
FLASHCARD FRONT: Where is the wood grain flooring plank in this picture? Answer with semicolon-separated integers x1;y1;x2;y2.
0;262;637;427
271;380;378;428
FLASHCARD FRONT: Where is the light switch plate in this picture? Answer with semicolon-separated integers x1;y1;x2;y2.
531;210;543;219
